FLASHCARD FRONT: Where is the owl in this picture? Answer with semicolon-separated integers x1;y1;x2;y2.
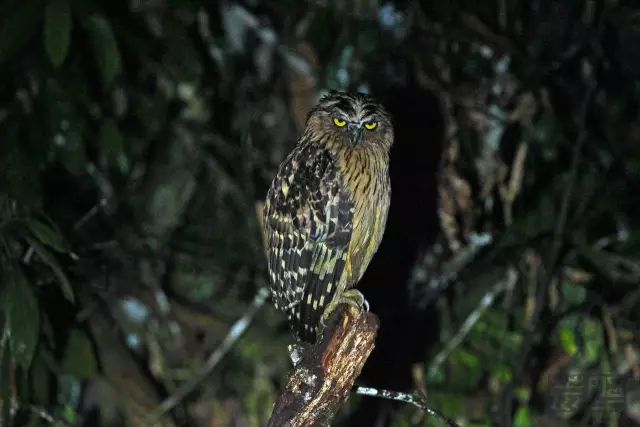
264;90;393;342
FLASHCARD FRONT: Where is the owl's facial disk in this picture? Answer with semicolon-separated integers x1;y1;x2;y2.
331;115;378;146
307;91;392;151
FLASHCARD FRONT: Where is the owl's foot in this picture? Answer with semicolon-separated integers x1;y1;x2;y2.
342;288;370;312
321;289;368;325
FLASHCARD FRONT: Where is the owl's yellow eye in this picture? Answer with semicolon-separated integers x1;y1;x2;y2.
364;121;378;130
333;117;346;127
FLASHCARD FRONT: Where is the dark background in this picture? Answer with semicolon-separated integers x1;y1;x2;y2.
1;0;640;426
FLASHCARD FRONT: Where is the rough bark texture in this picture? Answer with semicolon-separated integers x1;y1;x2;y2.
267;307;379;427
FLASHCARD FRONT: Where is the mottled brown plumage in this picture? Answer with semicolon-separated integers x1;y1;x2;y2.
264;91;393;342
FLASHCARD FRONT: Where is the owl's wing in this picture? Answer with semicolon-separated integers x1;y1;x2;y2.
264;145;353;341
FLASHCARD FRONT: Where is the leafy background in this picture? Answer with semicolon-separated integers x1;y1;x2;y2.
1;0;640;426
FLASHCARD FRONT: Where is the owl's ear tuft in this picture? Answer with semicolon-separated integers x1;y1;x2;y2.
318;90;341;104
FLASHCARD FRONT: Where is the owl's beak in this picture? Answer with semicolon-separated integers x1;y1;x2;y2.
347;123;363;146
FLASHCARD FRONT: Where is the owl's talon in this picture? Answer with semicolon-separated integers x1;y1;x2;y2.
321;289;367;322
340;289;366;311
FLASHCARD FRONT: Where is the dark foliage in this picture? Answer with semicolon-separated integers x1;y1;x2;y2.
1;1;640;426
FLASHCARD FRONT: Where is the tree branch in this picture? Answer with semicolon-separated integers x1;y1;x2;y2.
267;306;379;427
144;287;270;425
430;268;518;371
354;387;461;427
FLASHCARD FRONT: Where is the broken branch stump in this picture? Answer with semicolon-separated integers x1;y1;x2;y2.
267;307;379;427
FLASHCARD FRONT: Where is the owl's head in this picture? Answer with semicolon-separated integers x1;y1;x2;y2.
305;91;393;151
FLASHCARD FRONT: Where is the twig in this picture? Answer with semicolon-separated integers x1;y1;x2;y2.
355;386;461;427
223;3;315;80
144;287;270;425
10;400;74;427
267;306;379;427
73;198;107;230
419;232;493;307
430;268;517;371
26;404;74;426
499;141;528;226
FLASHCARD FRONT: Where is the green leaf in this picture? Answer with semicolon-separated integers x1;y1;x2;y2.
0;0;44;63
44;0;72;67
61;329;96;379
84;14;121;88
492;363;513;383
582;319;603;363
27;217;69;253
514;406;533;427
25;236;75;303
4;265;40;368
560;328;578;356
449;348;482;389
427;364;445;384
98;118;128;173
561;280;586;306
62;405;77;424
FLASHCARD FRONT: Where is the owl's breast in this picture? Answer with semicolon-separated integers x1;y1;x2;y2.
340;150;391;286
